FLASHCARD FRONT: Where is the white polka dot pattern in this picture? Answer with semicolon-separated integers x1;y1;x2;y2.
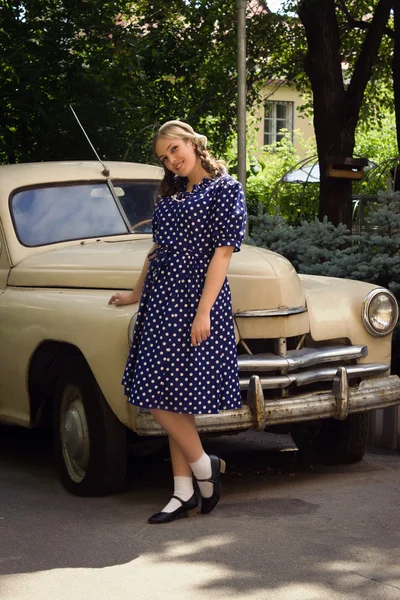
122;174;247;414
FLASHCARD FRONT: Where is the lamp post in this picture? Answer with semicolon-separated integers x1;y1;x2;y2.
236;0;247;199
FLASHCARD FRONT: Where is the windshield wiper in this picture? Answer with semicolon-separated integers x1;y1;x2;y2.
107;180;133;233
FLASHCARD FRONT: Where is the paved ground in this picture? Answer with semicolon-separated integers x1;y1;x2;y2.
1;426;400;600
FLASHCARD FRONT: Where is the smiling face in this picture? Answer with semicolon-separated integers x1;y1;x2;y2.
155;136;199;178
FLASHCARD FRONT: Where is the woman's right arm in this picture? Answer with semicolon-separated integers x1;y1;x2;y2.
108;242;159;306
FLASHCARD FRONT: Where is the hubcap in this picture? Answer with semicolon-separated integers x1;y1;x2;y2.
60;386;90;483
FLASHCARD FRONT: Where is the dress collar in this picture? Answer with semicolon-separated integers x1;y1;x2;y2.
176;175;219;193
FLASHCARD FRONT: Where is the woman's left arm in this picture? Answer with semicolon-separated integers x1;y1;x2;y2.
191;246;234;346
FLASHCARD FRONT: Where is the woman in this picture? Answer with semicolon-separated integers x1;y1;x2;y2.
109;121;246;523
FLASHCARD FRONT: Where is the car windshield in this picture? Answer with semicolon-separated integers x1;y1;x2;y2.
115;180;159;233
11;180;159;247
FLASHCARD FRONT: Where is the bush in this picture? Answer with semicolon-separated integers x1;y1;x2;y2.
248;210;350;270
225;128;318;224
353;112;399;196
250;191;400;286
245;134;319;223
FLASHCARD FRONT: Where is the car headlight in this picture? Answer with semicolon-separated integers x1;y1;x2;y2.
128;312;138;345
362;289;399;337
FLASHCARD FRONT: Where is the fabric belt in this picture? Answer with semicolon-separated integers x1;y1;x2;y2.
148;245;212;262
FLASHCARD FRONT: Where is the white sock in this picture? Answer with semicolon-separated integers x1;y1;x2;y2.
189;452;213;499
161;476;194;514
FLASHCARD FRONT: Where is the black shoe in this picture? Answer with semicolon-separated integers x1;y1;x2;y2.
148;494;198;524
197;455;226;515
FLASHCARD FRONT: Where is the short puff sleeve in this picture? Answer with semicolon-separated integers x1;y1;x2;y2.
212;177;247;252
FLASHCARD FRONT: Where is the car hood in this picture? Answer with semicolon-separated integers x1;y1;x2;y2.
8;239;306;313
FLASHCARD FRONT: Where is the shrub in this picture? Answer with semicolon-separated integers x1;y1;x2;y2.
225;128;318;224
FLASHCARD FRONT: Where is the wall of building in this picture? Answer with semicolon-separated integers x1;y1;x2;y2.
252;82;315;158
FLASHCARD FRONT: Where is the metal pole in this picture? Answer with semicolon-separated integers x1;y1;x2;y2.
236;0;247;200
69;105;110;176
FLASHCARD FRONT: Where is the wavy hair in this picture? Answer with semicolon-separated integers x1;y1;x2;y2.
152;121;227;197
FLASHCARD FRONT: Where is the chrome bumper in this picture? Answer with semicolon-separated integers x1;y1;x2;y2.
134;373;400;436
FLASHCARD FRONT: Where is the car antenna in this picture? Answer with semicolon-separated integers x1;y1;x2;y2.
69;105;110;177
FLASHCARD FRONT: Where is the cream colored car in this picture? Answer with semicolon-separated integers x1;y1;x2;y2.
1;161;399;496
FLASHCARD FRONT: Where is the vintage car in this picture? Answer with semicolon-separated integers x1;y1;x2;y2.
0;161;399;496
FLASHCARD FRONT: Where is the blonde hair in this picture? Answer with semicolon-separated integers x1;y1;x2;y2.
153;121;226;197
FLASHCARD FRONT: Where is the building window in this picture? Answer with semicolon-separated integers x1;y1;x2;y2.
264;101;294;146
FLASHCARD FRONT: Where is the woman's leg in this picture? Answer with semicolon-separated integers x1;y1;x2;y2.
149;410;204;462
146;412;201;520
155;436;195;515
169;436;192;477
149;410;213;498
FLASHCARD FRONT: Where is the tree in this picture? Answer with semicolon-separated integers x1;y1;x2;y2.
2;0;397;197
0;0;279;164
113;0;284;162
0;0;146;163
297;0;394;228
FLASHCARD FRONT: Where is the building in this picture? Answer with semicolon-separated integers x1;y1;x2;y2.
252;80;315;158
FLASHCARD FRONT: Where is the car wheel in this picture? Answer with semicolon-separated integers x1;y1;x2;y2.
54;356;127;496
292;412;369;465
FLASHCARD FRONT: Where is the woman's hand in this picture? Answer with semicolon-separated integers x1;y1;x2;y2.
108;289;140;306
191;311;211;346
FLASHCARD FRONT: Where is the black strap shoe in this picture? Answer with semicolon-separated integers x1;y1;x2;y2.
148;493;198;524
197;455;226;515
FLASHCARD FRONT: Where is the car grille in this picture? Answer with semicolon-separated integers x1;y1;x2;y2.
238;343;389;391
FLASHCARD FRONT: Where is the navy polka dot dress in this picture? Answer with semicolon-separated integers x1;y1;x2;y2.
122;174;247;414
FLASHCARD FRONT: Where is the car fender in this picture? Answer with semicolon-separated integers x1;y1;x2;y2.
300;274;393;365
0;287;139;430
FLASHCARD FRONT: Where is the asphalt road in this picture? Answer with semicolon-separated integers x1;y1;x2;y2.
1;425;400;600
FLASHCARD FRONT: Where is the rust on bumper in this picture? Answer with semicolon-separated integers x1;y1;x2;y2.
134;374;400;436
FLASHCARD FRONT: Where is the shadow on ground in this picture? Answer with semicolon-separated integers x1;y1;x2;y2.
1;425;400;599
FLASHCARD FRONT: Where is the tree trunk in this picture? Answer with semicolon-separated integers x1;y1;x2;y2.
298;0;393;227
299;0;353;226
318;174;353;228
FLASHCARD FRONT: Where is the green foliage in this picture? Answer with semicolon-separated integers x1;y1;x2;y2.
237;112;398;227
249;210;350;270
1;0;397;224
353;111;399;195
249;190;400;299
224;128;319;224
0;0;283;164
355;112;398;166
2;0;395;162
276;0;396;124
270;1;396;226
0;0;139;163
247;133;319;223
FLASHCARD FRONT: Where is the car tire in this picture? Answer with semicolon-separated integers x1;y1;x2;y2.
292;412;369;465
54;356;127;496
